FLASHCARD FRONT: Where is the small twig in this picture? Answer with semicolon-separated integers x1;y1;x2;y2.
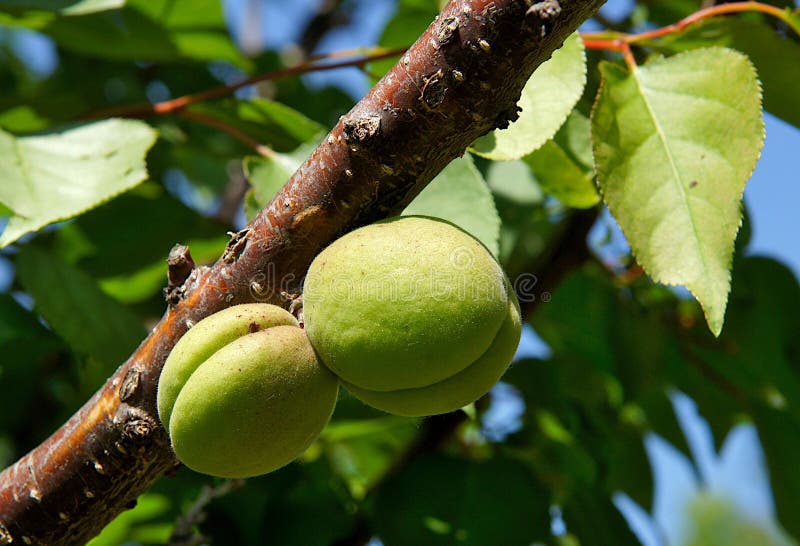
582;1;800;56
168;479;246;546
88;46;407;120
305;45;406;63
176;110;276;158
583;37;637;66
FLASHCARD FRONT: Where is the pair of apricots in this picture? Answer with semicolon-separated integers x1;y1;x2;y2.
157;216;521;478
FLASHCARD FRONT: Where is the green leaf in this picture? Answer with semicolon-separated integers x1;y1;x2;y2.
0;0;123;16
261;463;357;545
192;99;326;153
665;18;800;129
592;48;764;335
786;10;800;36
529;267;618;374
87;493;172;546
99;235;228;304
690;257;800;425
0;293;49;346
246;154;297;199
484;159;543;206
372;1;438;79
403;155;500;256
471;33;587;160
321;417;419;499
523;111;600;208
752;404;800;539
242;145;315;221
0;294;62;431
16;246;147;367
59;0;123;15
0;119;157;247
373;455;550;546
54;183;221;277
37;0;248;67
563;487;641;546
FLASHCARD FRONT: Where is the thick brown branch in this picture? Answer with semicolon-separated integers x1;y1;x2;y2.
0;1;606;544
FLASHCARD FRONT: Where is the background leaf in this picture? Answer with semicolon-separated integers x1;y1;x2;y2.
242;140;319;221
0;118;157;247
15;245;147;368
37;0;248;66
592;48;764;335
471;33;587;160
373;455;550;546
321;416;419;499
403;154;500;256
523;111;600;208
192;99;326;153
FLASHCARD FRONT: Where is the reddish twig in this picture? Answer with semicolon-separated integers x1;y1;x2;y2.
89;47;408;120
176;109;276;158
583;1;799;52
583;37;636;66
625;1;796;43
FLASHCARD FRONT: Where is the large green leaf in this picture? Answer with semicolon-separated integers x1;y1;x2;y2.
523;111;600;208
592;48;764;335
403;155;500;256
471;33;587;160
753;404;800;539
16;246;147;367
0;119;157;247
665;18;800;129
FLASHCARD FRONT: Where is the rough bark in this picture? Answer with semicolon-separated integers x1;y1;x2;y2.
0;1;606;544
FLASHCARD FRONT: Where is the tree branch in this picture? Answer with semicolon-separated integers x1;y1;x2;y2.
0;1;607;544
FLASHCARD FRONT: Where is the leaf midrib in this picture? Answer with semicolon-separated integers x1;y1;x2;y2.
631;65;710;285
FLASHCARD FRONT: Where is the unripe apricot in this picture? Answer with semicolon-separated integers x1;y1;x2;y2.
303;216;521;417
157;304;338;478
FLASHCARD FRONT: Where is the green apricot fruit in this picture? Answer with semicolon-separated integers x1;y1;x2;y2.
342;295;521;417
157;303;298;431
157;304;339;478
303;216;521;417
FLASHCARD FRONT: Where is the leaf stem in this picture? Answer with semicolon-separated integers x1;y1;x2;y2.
583;38;636;67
